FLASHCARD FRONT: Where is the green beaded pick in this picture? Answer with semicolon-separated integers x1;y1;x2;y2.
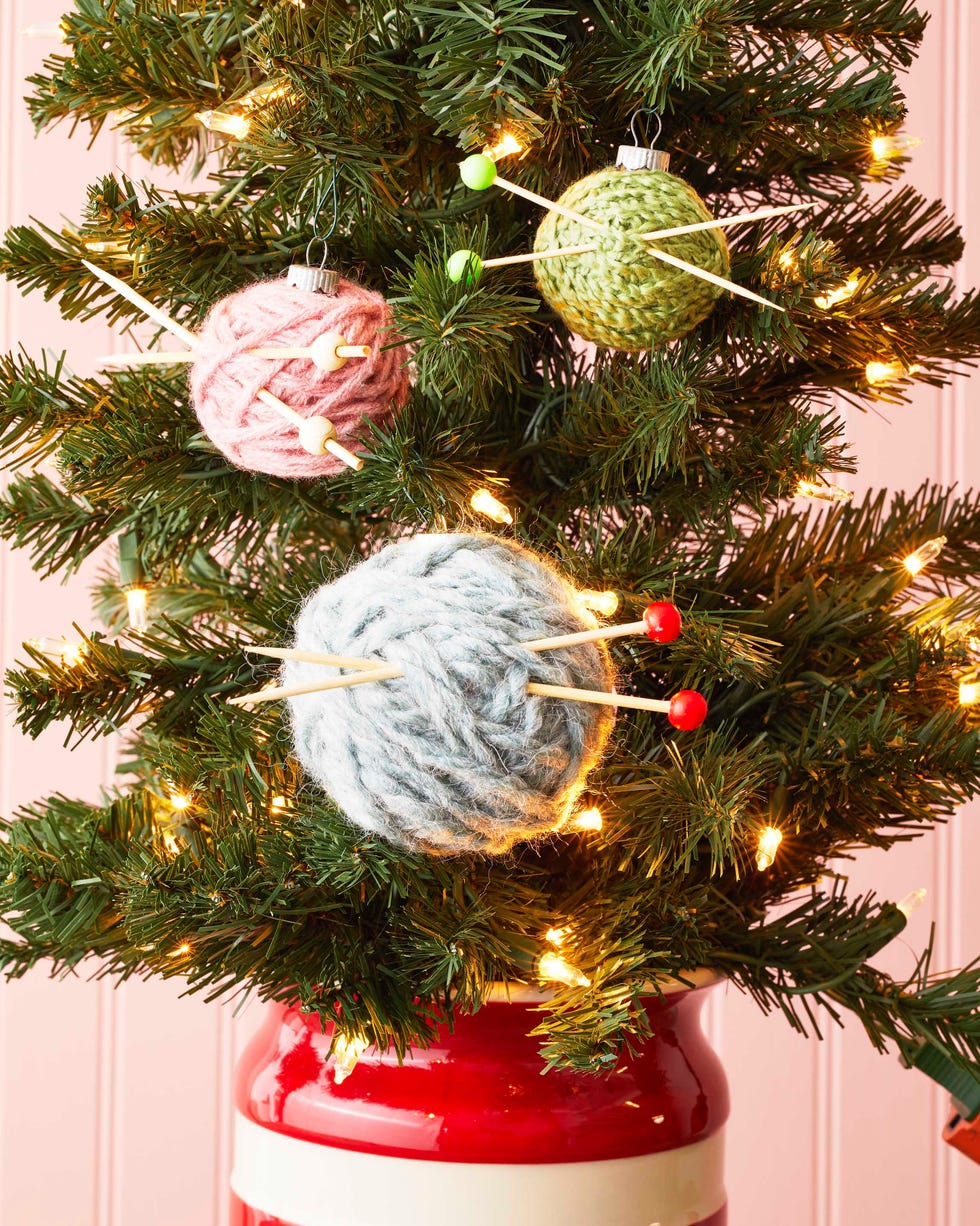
446;249;483;285
459;154;497;191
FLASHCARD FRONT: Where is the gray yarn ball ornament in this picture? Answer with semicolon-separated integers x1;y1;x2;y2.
283;533;615;855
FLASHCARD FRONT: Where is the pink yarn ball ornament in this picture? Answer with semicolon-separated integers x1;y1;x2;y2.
189;277;410;479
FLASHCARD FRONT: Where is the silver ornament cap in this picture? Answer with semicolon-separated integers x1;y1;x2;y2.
616;144;671;172
287;264;340;295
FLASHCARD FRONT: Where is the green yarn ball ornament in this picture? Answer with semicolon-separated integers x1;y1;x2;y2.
533;166;730;351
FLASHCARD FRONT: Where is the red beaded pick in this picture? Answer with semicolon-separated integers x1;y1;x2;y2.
643;601;682;643
668;690;708;730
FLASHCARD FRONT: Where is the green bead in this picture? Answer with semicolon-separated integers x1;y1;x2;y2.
447;249;483;285
459;154;497;191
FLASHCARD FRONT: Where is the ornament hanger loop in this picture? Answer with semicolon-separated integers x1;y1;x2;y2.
629;107;663;150
304;162;341;270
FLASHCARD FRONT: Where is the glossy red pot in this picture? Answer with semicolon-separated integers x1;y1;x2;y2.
231;975;728;1226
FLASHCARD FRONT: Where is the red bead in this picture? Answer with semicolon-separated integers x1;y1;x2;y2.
668;690;708;730
643;601;682;643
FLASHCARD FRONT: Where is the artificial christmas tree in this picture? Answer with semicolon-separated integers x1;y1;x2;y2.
3;1;980;1220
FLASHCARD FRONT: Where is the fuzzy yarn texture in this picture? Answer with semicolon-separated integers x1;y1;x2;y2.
190;277;410;478
283;533;615;855
533;166;730;351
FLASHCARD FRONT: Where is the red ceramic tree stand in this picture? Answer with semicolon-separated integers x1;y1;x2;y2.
231;975;728;1226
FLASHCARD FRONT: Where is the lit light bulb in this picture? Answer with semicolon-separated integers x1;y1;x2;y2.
756;826;783;871
795;479;853;504
83;239;131;257
870;134;892;161
470;488;514;525
815;273;861;311
538;951;591;988
572;806;604;832
126;586;149;631
168;942;192;959
545;926;571;947
238;79;292;110
167;791;193;813
959;678;980;706
778;249;798;269
897;888;927;919
21;21;70;41
333;1033;370;1084
866;359;920;386
161;830;182;856
870;132;920;164
902;535;947;577
578;589;620;617
483;131;522;159
27;637;86;666
270;795;291;814
194;110;251;140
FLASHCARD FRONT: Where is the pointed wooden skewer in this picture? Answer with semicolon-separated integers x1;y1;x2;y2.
526;682;670;713
479;244;599;269
475;202;819;272
234;649;705;722
490;174;606;233
522;621;648;652
82;260;200;350
233;666;676;715
238;598;686;710
244;601;673;666
244;644;385;671
82;262;364;469
238;638;688;715
229;664;404;707
251;342;371;363
635;201;818;244
96;340;372;369
464;170;788;312
255;388;363;470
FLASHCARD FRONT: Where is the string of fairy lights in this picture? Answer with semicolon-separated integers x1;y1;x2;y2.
13;26;956;1072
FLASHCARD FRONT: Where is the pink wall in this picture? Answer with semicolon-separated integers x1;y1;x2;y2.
1;3;978;1223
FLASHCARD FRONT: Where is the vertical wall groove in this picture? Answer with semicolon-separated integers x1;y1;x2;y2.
946;2;969;1221
0;4;17;1217
214;1005;234;1226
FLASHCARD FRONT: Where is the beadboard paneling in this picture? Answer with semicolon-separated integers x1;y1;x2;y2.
0;5;978;1224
